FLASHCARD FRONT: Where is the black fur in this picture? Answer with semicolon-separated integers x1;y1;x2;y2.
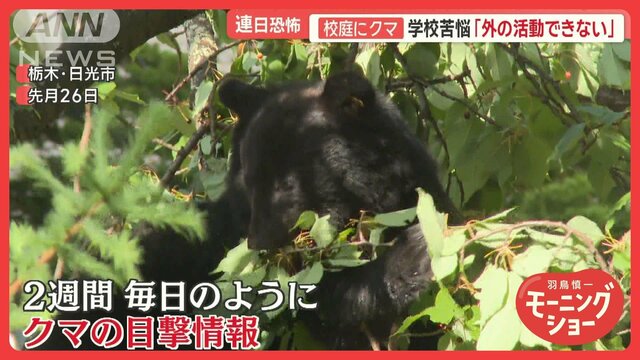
218;71;461;349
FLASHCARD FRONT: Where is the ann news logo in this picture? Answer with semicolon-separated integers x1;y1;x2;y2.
12;10;120;44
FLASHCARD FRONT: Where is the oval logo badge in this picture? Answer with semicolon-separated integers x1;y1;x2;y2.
516;269;624;346
12;10;120;44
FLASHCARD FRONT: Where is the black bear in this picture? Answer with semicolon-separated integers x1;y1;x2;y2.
37;71;460;350
218;71;462;349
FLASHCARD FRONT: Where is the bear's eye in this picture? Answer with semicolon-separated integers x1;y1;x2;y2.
341;95;364;115
349;96;364;108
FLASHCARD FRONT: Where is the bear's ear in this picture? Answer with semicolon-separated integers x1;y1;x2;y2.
218;78;268;119
322;71;375;114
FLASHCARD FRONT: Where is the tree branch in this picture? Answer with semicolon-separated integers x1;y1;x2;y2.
497;43;584;125
462;220;608;271
164;40;244;103
159;120;211;188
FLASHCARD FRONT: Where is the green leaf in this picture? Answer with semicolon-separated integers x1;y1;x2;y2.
368;227;384;246
512;135;551;188
193;80;213;118
355;47;382;87
416;189;444;257
109;233;142;283
462;254;476;268
337;227;356;242
262;266;292;319
95;82;116;99
291;210;317;231
404;44;439;78
442;231;465;256
293;261;324;284
395;287;459;335
326;244;367;267
488;95;516;127
199;135;213;155
423;287;462;324
199;160;227;200
512;245;553;277
577;104;627;127
164;111;196;138
156;32;181;53
447;43;469;73
214;240;260;278
285;43;309;79
431;254;458;280
426;82;464;111
505;271;523;309
598;44;629;89
476;306;521;350
239;266;267;287
445;104;478;166
379;44;396;74
264;59;285;83
473;265;508;325
527;229;569;247
473;223;526;249
567;215;605;246
209;10;232;44
373;207;416;227
548;123;585;165
484;208;516;222
613;245;631;274
611;41;630;62
391;92;418;133
486;44;514;82
454;129;509;201
551;246;585;271
309;214;336;248
519;324;552;349
113;90;145;104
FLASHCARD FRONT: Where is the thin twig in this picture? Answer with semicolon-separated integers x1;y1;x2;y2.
53;104;94;280
284;238;396;255
386;71;471;92
463;220;608;271
74;104;93;193
497;43;584;125
421;81;497;126
153;137;180;152
164;40;244;102
159;121;211;188
390;44;454;165
397;329;445;338
390;44;497;127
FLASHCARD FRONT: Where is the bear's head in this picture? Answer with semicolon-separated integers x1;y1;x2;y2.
218;70;382;131
218;71;456;250
218;71;396;249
